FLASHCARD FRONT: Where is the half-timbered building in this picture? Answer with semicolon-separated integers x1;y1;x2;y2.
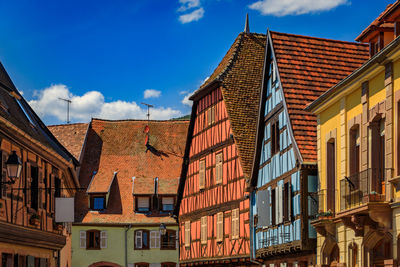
174;27;266;266
249;30;369;266
0;62;80;267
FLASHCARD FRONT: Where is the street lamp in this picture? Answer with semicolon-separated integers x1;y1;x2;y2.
159;223;167;236
2;151;22;185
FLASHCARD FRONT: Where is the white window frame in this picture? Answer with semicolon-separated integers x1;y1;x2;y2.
100;230;107;248
150;230;160;249
135;230;143;249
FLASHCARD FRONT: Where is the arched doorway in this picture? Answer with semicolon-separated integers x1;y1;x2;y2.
362;230;392;267
321;237;340;266
372;238;391;267
329;244;340;266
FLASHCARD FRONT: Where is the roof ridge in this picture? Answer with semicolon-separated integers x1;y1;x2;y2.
48;122;88;127
270;30;369;46
91;118;189;123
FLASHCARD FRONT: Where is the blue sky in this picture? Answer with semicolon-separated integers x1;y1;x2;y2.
0;0;393;124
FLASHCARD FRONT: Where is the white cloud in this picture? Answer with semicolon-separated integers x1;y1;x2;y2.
182;91;194;107
249;0;348;16
179;7;205;23
178;0;201;12
143;89;161;99
28;84;182;123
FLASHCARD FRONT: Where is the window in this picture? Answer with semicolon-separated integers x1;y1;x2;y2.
30;165;39;211
216;212;224;242
150;230;160;248
271;188;276;225
348;243;358;267
271;121;280;155
135;263;149;267
327;139;336;213
135;230;149;249
91;196;105;210
162;197;174;211
349;127;360;177
232;209;239;240
86;230;101;249
215;152;223;184
136;197;150;212
201;216;207;244
184;221;190;247
199;159;205;190
283;182;291;222
161;230;176;250
370;119;385;194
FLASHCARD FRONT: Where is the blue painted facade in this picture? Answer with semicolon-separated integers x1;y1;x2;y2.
250;34;318;264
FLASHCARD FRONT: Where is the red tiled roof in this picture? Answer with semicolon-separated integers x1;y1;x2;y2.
48;123;88;161
270;31;369;162
76;119;189;224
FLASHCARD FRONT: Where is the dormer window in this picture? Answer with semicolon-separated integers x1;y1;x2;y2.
162;197;174;211
90;195;106;210
136;196;150;212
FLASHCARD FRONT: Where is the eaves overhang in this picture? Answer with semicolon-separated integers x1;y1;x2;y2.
306;35;400;114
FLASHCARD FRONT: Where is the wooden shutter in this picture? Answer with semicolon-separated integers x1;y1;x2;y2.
79;231;86;248
199;159;205;190
208;107;212;126
39;168;44;209
26;162;31;206
211;105;215;124
232;208;239;240
1;152;7;198
50;174;55;213
216;212;224;242
215;152;223;184
201;216;207;245
100;231;107;248
135;231;143;249
184;221;190;247
266;190;271;226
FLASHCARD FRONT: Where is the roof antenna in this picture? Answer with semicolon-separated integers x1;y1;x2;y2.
58;97;72;124
141;102;153;121
244;13;250;33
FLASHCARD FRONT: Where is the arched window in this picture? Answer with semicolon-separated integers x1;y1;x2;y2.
348;243;358;267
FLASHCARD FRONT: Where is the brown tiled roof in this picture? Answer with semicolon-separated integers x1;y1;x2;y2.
48;123;88;161
270;31;369;162
193;33;266;178
76;118;189;224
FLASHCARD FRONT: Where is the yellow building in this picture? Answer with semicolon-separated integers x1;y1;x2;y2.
306;2;400;266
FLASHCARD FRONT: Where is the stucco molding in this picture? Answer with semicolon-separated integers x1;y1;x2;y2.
325;128;337;143
368;100;386;123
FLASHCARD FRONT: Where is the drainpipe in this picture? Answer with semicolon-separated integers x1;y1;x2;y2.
125;224;132;267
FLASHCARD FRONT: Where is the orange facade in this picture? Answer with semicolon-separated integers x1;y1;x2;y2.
178;88;252;265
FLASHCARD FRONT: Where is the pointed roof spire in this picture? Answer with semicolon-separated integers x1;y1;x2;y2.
244;13;250;33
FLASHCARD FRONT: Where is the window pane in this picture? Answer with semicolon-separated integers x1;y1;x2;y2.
143;231;149;248
93;197;104;210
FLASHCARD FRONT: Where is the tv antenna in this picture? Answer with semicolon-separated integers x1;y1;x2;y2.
59;98;72;124
141;102;153;121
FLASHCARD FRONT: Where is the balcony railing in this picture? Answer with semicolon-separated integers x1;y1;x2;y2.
340;168;391;211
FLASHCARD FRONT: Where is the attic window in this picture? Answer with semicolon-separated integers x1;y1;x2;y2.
90;195;105;210
136;197;150;212
162;197;174;211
